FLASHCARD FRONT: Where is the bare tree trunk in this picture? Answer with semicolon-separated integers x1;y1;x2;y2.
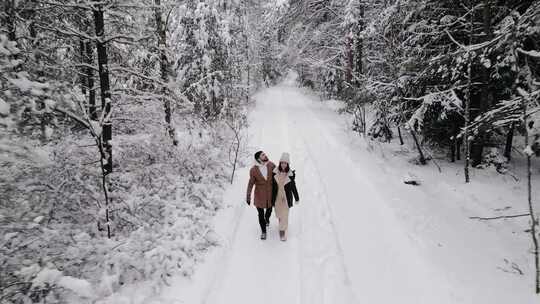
410;127;426;165
361;105;366;137
93;1;112;238
93;2;112;174
24;5;50;143
523;94;539;293
471;0;494;167
85;39;97;120
464;69;471;182
229;132;241;184
397;125;404;145
456;138;461;161
450;136;456;162
345;25;353;84
354;1;364;79
463;2;473;183
79;39;87;95
79;36;97;120
244;10;250;104
246;52;250;104
155;0;177;145
503;122;515;161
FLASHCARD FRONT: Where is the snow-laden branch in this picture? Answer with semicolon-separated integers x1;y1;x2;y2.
445;30;503;52
457;90;540;139
53;106;90;130
517;48;540;58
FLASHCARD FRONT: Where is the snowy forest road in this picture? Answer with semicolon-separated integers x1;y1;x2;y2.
201;80;454;304
157;78;534;304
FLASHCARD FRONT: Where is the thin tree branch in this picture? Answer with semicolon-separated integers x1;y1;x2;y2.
469;213;530;220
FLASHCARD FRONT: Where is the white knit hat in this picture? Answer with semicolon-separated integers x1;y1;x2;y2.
279;152;290;165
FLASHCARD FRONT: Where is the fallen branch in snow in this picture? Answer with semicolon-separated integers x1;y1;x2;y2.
504;170;520;182
498;259;524;275
469;213;530;220
422;149;442;173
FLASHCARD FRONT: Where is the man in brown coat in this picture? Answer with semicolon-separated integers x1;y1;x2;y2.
246;150;276;240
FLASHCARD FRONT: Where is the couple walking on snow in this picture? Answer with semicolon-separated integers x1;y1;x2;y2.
246;151;300;241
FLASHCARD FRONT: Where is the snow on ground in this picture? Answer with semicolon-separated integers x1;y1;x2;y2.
154;76;537;303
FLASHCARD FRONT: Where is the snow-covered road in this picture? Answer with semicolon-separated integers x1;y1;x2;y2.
157;79;535;304
201;81;453;304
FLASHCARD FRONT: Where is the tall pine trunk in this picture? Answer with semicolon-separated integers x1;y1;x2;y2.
464;57;472;183
463;2;474;183
93;3;112;174
93;1;112;239
471;0;494;167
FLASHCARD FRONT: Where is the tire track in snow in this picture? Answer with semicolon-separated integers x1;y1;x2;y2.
288;100;359;304
200;201;246;304
201;89;279;304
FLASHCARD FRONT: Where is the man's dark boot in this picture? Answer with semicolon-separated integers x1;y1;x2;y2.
261;232;267;240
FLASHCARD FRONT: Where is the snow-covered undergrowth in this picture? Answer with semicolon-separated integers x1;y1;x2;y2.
1;105;234;303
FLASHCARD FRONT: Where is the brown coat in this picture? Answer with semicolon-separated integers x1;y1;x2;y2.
246;162;276;208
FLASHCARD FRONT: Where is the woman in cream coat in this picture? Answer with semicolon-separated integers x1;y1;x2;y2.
271;152;300;241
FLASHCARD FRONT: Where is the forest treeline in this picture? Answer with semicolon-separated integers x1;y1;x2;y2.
0;1;280;302
275;0;539;168
1;0;540;302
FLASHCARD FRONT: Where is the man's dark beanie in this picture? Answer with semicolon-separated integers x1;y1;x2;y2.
254;151;263;161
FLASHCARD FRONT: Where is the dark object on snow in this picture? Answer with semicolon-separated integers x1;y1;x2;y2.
261;232;267;240
404;180;421;186
403;173;421;186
